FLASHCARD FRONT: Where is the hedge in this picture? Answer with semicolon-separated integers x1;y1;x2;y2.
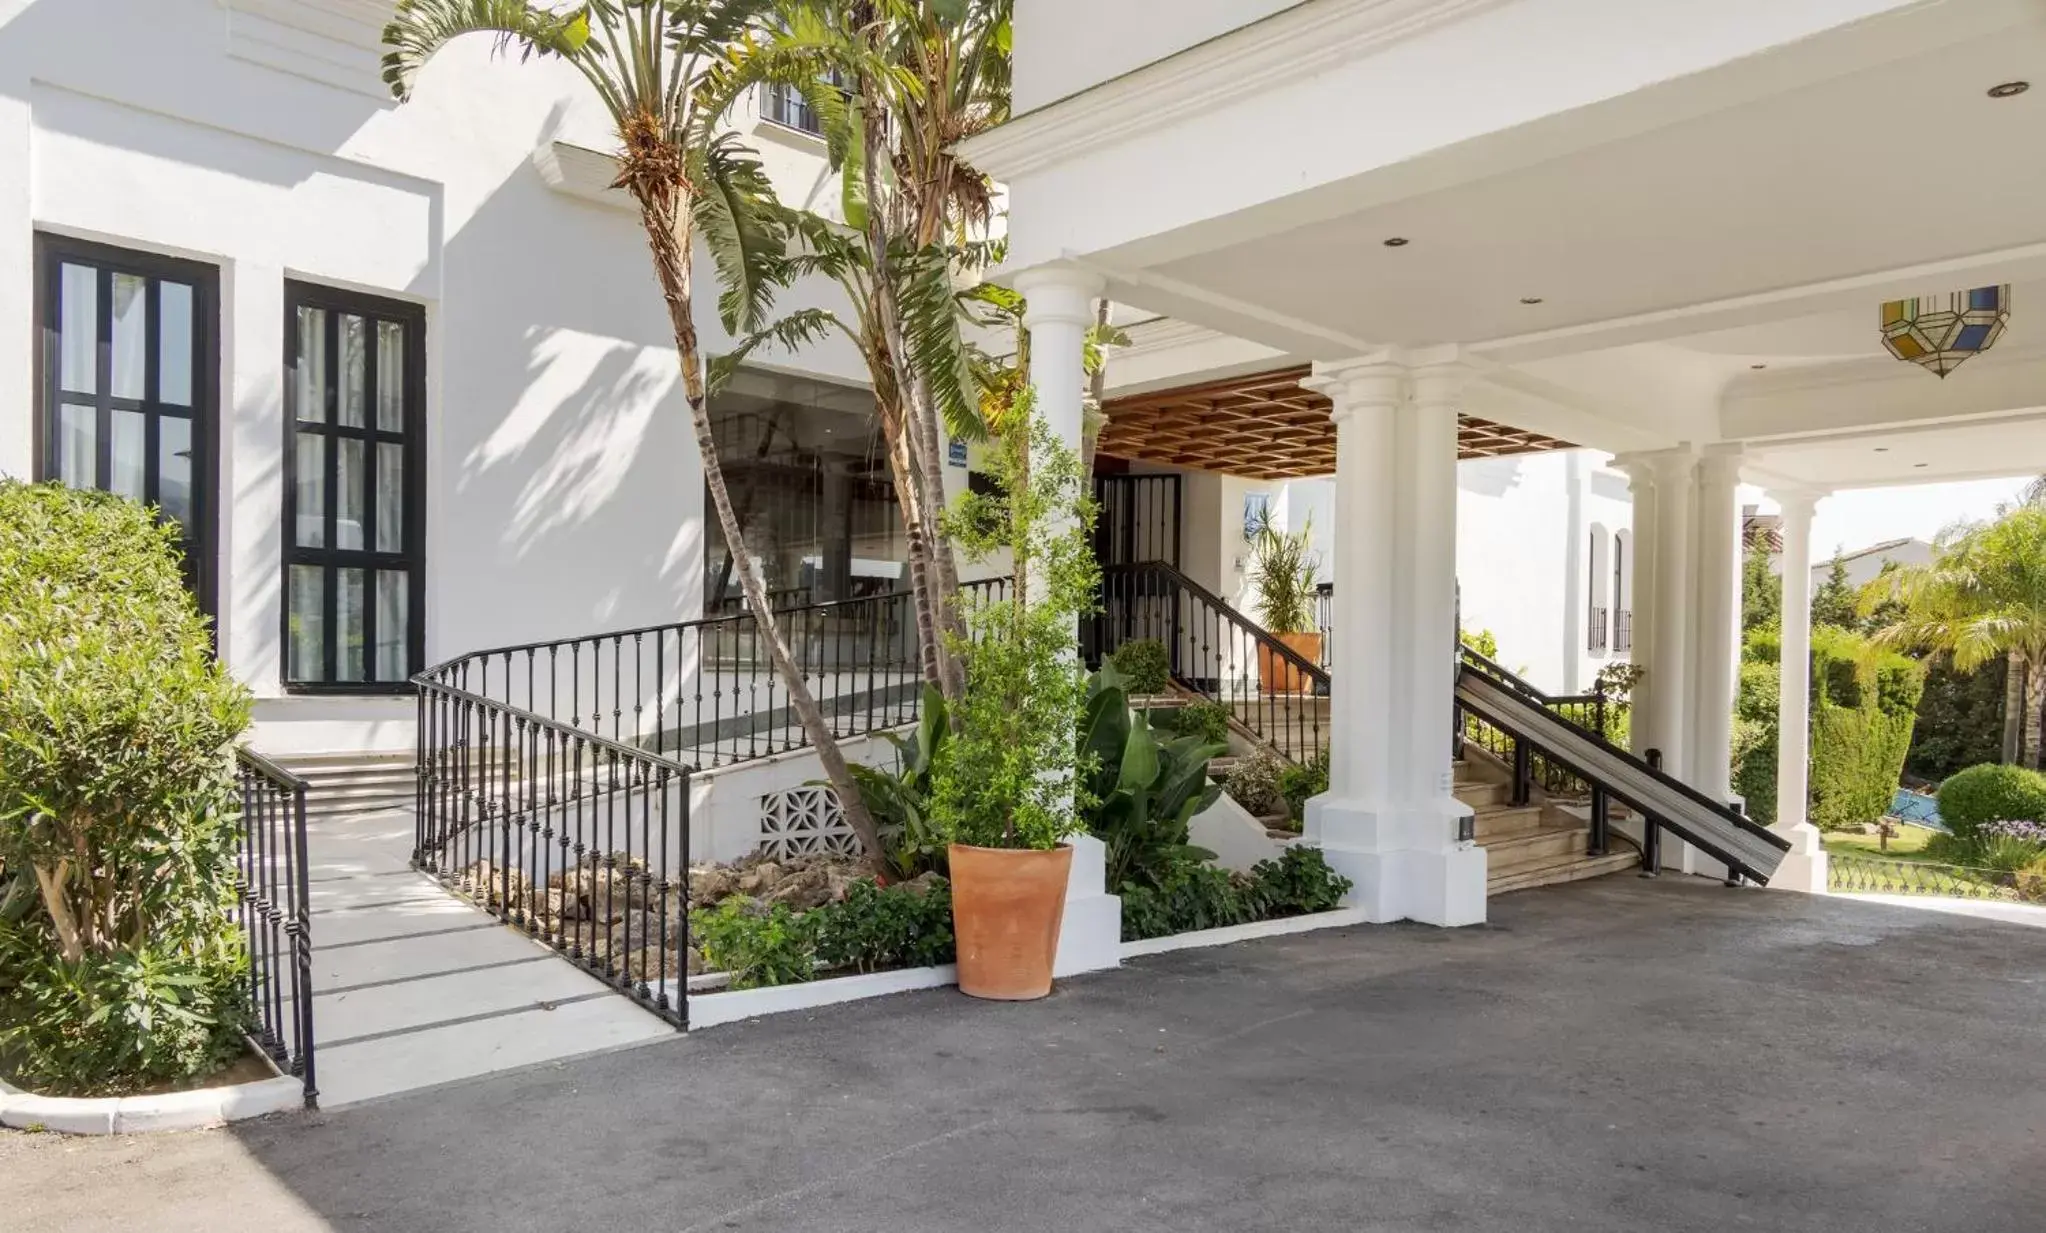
1730;625;1925;831
1937;764;2046;842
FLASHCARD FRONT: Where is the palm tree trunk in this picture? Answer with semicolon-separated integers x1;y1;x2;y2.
2025;655;2045;769
858;89;967;706
2003;652;2026;764
878;394;944;690
630;182;883;865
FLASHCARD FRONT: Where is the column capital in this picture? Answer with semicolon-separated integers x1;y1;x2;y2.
1304;357;1405;421
1013;264;1105;328
1696;443;1745;489
1765;485;1828;520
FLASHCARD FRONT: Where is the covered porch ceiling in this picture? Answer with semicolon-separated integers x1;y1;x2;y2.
1099;365;1573;481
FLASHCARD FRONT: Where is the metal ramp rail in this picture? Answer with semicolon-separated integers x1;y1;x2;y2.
1456;657;1790;884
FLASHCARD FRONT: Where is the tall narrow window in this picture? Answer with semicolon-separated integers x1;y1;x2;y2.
284;282;424;691
35;236;219;609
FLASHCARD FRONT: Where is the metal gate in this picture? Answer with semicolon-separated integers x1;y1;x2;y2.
1093;473;1182;569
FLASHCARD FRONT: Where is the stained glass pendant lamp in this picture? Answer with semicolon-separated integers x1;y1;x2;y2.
1880;285;2011;377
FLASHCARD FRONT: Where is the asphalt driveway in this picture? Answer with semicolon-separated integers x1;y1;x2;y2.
7;876;2045;1232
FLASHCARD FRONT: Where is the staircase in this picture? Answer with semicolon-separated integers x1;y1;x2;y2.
1455;754;1639;895
272;750;417;823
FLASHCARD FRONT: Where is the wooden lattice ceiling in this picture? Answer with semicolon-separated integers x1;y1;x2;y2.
1098;365;1574;481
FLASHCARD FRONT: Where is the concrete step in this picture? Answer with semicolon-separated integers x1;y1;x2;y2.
1469;803;1547;842
1479;825;1588;876
1455;778;1509;809
1487;850;1639;896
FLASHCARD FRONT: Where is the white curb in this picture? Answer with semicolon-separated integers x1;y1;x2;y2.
0;1044;306;1135
1119;907;1371;958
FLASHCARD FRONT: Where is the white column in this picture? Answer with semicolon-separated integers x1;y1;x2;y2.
1300;350;1483;927
1644;449;1697;779
1615;458;1659;756
1688;447;1743;805
1014;265;1104;602
1768;487;1830;893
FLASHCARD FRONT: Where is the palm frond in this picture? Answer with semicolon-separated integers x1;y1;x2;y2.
689;132;788;335
383;0;601;101
709;307;855;393
896;244;985;443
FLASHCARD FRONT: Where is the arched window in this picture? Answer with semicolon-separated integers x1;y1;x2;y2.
1587;525;1611;655
1613;529;1633;654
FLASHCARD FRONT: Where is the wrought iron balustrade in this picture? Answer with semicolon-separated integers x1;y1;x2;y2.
1095;561;1329;765
1829;853;2045;902
1613;609;1633;654
1588;605;1609;654
233;749;317;1108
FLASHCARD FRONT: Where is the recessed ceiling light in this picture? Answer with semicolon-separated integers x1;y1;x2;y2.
1750;363;1768;370
1519;297;1544;305
1874;446;1889;453
1914;462;1930;469
1382;237;1410;248
1988;80;2030;99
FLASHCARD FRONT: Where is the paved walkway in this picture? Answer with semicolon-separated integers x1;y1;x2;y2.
8;875;2046;1232
303;808;671;1108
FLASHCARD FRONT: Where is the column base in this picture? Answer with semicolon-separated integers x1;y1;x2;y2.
1055;833;1123;976
1303;795;1486;926
1765;822;1829;895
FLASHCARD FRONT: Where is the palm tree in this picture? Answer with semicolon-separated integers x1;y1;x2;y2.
705;1;1015;711
1862;504;2046;767
382;0;884;858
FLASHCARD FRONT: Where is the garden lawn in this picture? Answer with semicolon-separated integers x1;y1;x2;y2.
1824;824;1940;864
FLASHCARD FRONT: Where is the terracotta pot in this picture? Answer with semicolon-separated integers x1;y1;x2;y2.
948;843;1073;1001
1259;632;1323;695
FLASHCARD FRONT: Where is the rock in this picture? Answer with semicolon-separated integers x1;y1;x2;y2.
765;866;836;911
902;871;946;896
689;865;740;906
607;908;686;956
736;861;784;896
456;861;531;911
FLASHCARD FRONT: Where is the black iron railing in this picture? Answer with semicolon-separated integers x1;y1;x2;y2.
1829;853;2046;902
1588;605;1609;654
1613;609;1633;654
1313;583;1335;672
233;749;317;1108
413;679;694;1026
416;582;1008;773
1455;648;1607;799
1456;655;1792;883
1096;562;1328;764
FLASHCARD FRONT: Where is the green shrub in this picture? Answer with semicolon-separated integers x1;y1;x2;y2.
1278;749;1330;822
1906;656;2007;782
1080;671;1224;891
1727;625;1925;833
1118;846;1352;941
1937;764;2046;843
1242;847;1351;917
689;899;818;989
1120;862;1253;941
843;686;951;879
1460;628;1499;660
1156;699;1231;747
811;878;954;974
1223;748;1287;818
1107;638;1171;695
0;482;252;1095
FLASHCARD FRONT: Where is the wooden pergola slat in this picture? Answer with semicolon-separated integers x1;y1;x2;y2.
1098;364;1574;481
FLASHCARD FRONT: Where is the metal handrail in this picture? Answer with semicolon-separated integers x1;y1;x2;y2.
232;747;317;1108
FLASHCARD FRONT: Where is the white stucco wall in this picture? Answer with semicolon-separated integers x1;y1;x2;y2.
0;0;863;752
1012;0;1301;113
1455;449;1630;694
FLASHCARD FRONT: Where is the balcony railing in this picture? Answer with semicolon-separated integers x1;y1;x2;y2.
1587;605;1609;654
1614;609;1633;654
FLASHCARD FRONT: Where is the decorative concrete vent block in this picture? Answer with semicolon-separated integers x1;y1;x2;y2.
758;785;861;859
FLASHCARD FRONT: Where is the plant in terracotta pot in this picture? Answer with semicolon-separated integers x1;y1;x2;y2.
931;394;1099;1000
1246;509;1323;694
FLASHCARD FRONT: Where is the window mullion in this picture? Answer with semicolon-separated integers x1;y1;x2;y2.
95;265;113;489
324;305;340;684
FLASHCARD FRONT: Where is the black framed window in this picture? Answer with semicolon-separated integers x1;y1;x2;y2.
283;282;425;692
34;235;219;611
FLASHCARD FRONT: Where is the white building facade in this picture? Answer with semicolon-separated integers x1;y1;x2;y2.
971;0;2046;919
0;0;871;754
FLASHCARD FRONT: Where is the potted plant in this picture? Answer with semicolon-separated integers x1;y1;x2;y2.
930;395;1099;1000
1246;511;1323;694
